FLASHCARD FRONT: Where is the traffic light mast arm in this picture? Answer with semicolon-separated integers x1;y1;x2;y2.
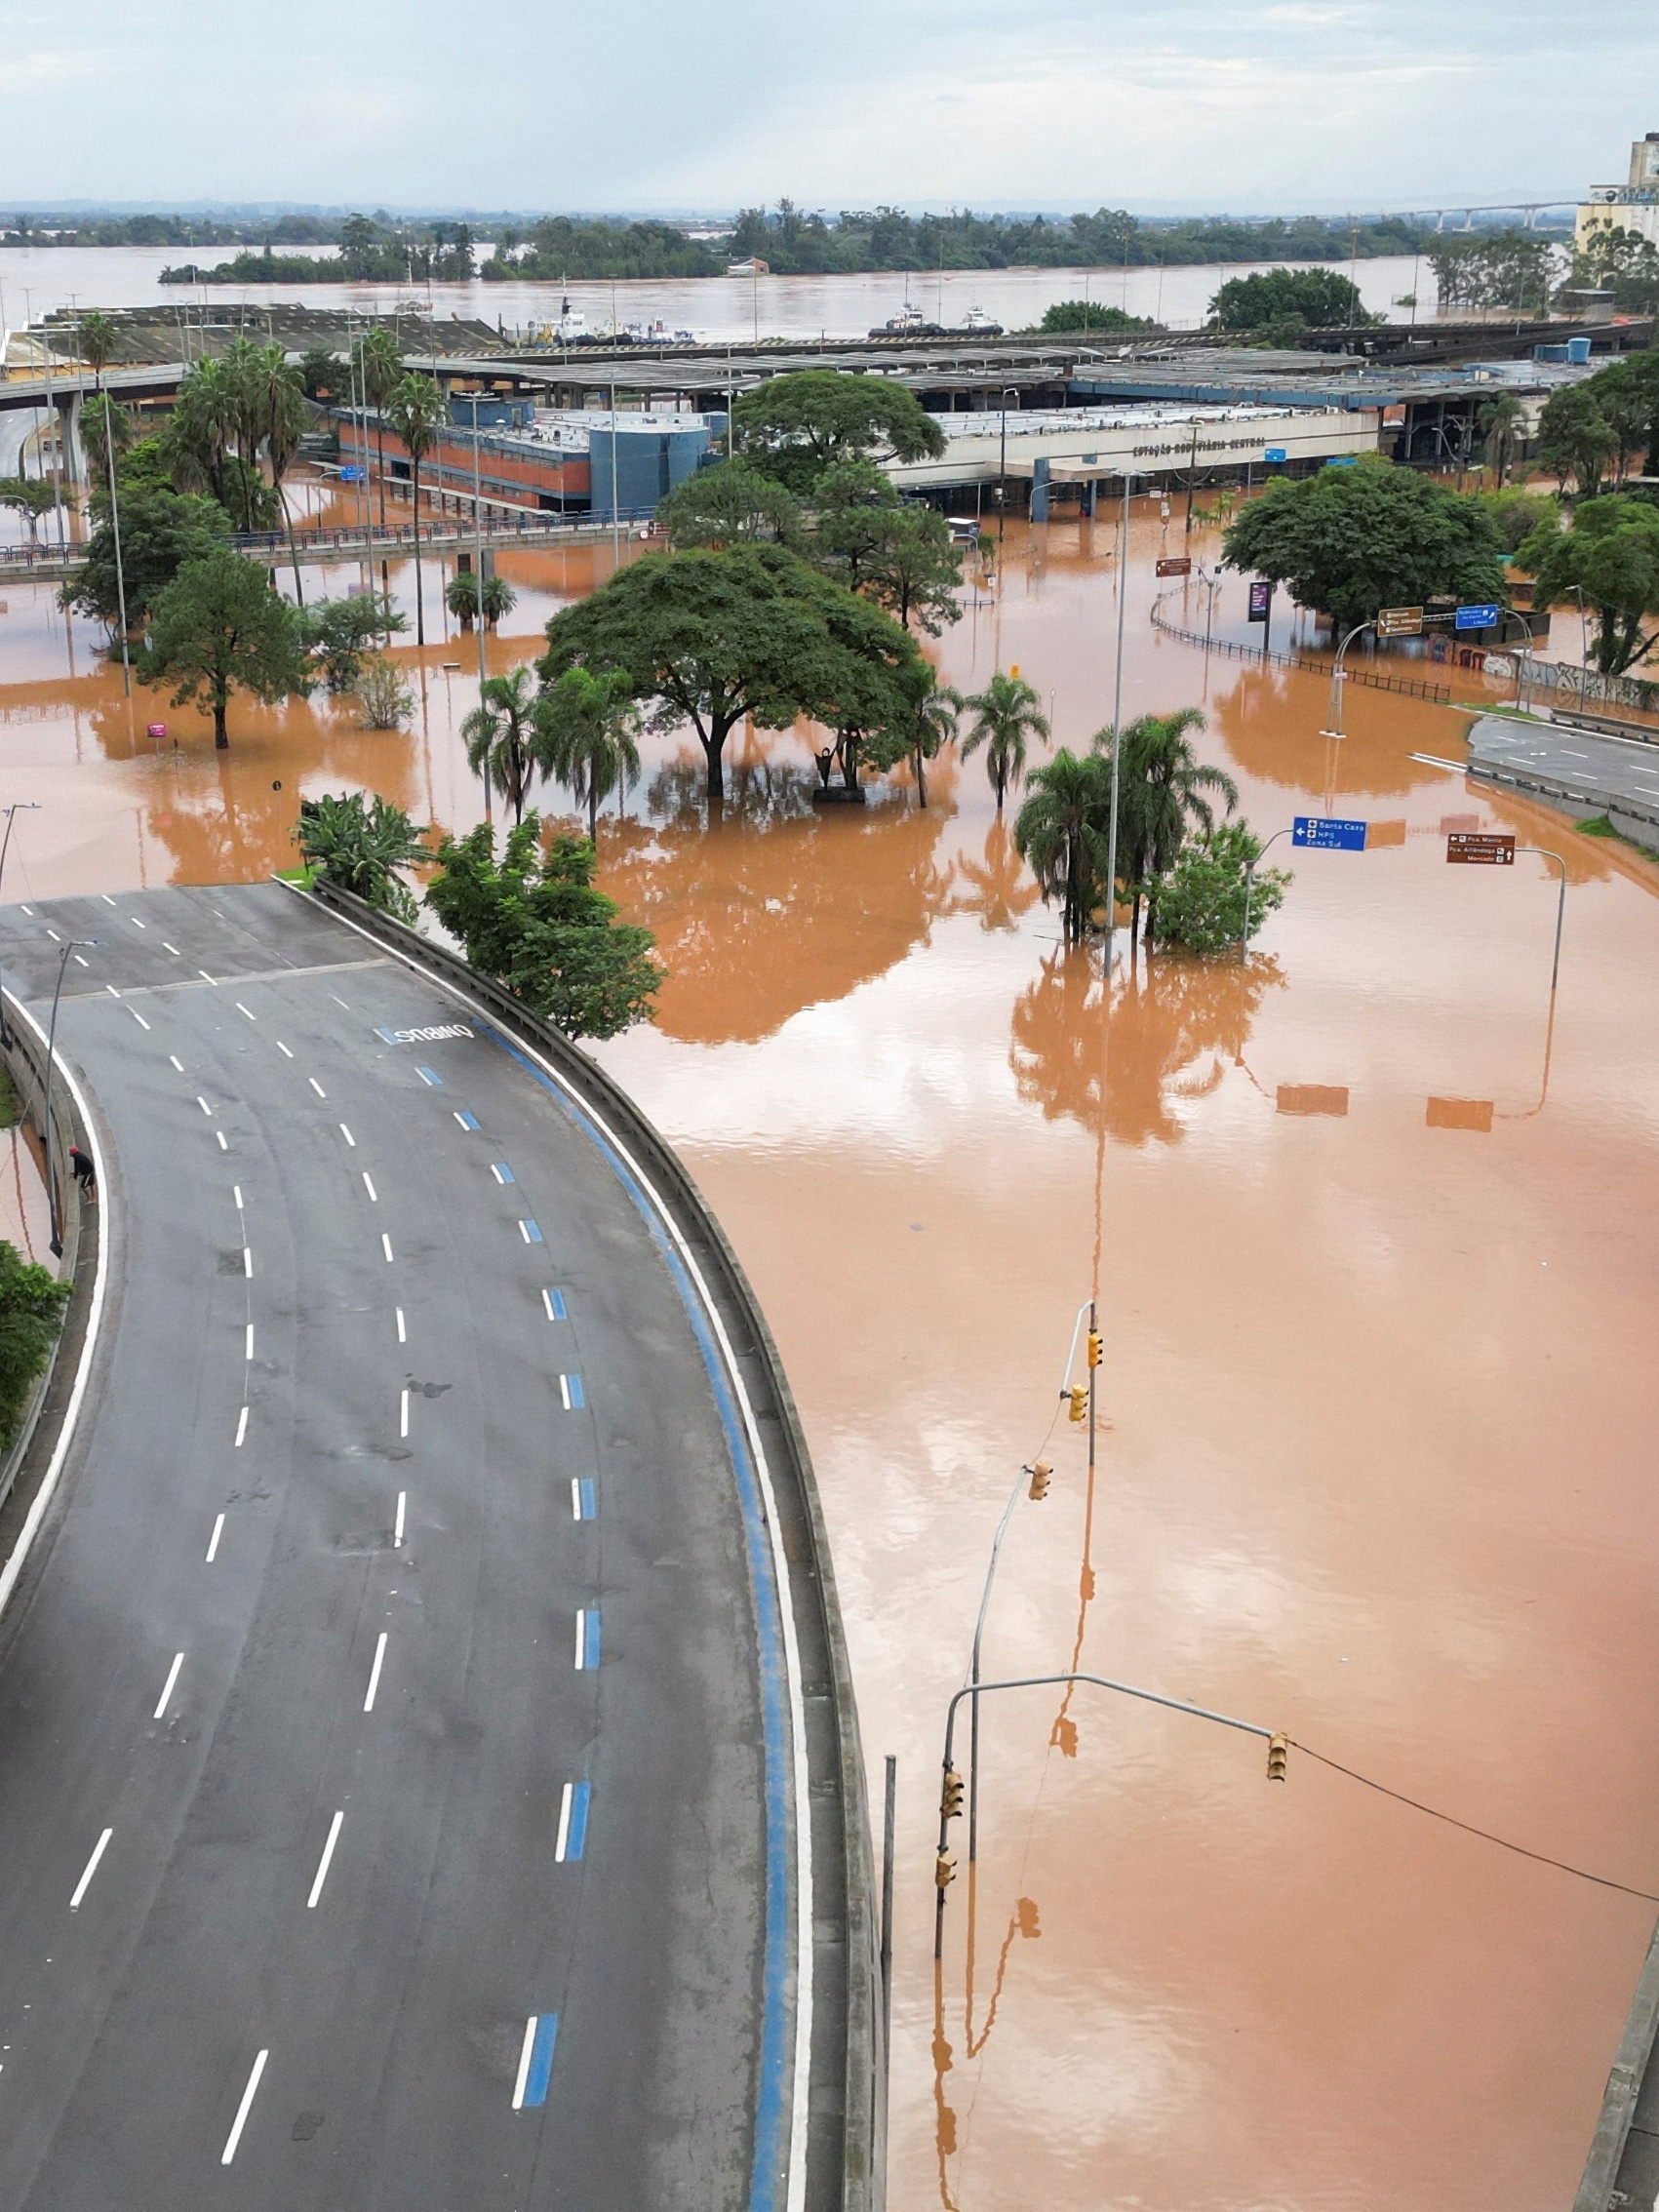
934;1672;1283;1954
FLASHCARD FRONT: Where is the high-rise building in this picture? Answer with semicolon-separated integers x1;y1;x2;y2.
1576;132;1659;253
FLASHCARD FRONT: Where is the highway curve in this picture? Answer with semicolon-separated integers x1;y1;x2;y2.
0;881;837;2211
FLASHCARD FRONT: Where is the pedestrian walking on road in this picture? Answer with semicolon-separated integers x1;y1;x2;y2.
69;1146;96;1200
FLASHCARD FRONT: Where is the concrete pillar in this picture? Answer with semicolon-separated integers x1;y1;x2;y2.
1086;477;1098;518
1031;456;1050;524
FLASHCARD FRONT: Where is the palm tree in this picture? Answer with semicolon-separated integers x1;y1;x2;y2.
1107;708;1239;946
461;666;548;823
889;659;961;808
539;666;643;839
353;328;403;534
1479;392;1526;488
481;573;517;631
959;670;1048;811
79;394;133;494
296;792;429;922
247;342;309;603
77;310;119;391
1013;748;1116;943
384;373;446;647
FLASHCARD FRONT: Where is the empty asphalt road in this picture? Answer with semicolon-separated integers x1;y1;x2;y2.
0;883;802;2210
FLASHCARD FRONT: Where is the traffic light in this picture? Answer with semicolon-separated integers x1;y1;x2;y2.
1266;1733;1288;1782
1086;1330;1102;1369
1028;1461;1051;1501
935;1851;957;1890
1066;1386;1086;1424
941;1768;964;1821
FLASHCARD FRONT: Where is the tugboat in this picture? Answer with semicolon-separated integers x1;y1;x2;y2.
869;299;1005;339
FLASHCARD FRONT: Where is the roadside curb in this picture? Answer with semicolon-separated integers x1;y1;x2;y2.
0;987;111;1641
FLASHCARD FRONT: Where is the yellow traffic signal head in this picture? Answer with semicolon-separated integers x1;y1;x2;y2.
1066;1386;1086;1424
935;1851;957;1890
941;1769;965;1820
1266;1732;1288;1782
1086;1330;1103;1368
1028;1461;1051;1500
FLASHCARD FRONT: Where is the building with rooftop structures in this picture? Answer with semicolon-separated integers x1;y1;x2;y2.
1577;131;1659;254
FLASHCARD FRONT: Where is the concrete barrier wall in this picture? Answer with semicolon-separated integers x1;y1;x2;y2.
296;878;884;2212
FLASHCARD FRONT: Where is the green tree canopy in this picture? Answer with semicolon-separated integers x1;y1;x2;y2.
1537;380;1619;499
811;461;965;635
1518;494;1659;676
0;475;65;544
423;815;663;1039
304;593;405;692
138;548;310;747
1110;708;1239;944
296;790;430;922
1143;820;1288;955
60;482;231;632
537;543;922;800
461;665;553;824
1220;455;1507;633
1023;301;1158;336
655;457;805;549
0;1241;72;1447
1013;746;1116;943
538;666;643;839
1209;268;1372;332
732;369;945;495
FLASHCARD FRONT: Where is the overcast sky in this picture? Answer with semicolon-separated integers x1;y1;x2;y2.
2;0;1653;214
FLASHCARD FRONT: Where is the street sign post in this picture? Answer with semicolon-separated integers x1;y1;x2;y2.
1455;603;1501;631
1324;455;1359;468
1264;447;1286;463
1446;833;1516;865
1293;815;1368;851
1156;556;1192;577
1377;606;1424;638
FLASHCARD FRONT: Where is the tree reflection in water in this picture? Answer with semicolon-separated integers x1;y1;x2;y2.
951;820;1040;935
597;751;957;1047
1010;943;1285;1148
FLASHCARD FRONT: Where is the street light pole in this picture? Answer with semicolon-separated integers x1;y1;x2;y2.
1241;824;1293;952
1320;618;1374;741
1104;471;1136;977
997;385;1018;547
1518;845;1567;991
0;802;43;1047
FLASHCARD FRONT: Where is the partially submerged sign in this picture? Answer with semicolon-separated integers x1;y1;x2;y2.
1292;815;1367;851
1446;832;1516;865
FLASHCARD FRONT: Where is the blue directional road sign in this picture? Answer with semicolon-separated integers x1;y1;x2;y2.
1292;815;1368;851
1323;454;1360;468
1264;447;1286;463
1455;603;1501;630
339;465;366;482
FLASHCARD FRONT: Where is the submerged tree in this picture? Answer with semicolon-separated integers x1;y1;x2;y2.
139;548;310;747
959;670;1048;811
384;373;446;646
461;665;551;823
539;665;643;839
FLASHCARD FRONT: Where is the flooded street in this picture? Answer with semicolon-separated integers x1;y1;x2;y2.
2;503;1655;2207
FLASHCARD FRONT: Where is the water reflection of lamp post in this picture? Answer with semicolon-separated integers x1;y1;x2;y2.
964;1299;1093;1868
1519;844;1567;991
0;802;42;1048
1320;618;1374;741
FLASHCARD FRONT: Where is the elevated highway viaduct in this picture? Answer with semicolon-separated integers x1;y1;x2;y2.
0;882;873;2211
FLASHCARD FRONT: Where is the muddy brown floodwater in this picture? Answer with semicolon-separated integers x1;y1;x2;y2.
3;499;1658;2208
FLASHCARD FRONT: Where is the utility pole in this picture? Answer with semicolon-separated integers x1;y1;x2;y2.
1104;472;1134;976
469;392;493;824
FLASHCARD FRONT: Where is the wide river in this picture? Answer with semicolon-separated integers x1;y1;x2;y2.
0;245;1441;341
0;482;1652;2209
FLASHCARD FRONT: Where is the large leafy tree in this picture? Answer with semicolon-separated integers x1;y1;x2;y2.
1536;381;1619;499
812;460;964;635
424;814;663;1039
1518;494;1659;676
60;482;230;632
959;670;1049;811
539;666;643;839
732;369;945;495
384;372;446;645
537;543;921;801
655;457;804;549
0;475;65;546
139;548;310;747
296;791;430;922
1208;268;1371;332
1220;454;1507;634
304;593;405;691
0;1242;72;1447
